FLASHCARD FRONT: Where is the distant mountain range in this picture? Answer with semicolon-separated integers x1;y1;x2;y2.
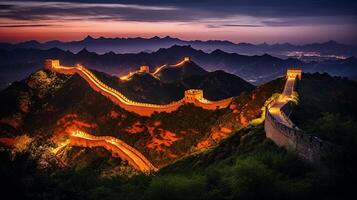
1;45;356;90
1;36;356;60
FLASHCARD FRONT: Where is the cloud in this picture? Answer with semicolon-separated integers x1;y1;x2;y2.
0;1;184;22
0;24;55;27
207;24;263;28
0;0;356;26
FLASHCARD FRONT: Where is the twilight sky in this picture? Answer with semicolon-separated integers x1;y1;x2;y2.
0;0;356;44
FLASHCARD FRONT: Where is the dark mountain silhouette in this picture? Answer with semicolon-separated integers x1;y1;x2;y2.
91;61;254;104
154;59;208;83
0;36;356;59
182;70;255;101
0;45;356;90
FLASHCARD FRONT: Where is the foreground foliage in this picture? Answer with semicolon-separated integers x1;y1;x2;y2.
0;125;353;200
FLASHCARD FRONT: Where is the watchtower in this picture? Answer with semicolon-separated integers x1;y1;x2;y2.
287;69;302;80
184;89;203;103
184;57;190;62
139;65;150;73
44;59;60;70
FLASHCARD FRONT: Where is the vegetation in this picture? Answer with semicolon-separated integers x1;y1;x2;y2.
1;71;356;199
290;73;357;150
291;73;357;143
1;125;353;200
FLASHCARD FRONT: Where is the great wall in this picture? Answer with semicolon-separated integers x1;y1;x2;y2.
44;59;232;117
69;130;157;173
120;57;190;80
44;58;232;173
42;58;334;171
264;69;334;163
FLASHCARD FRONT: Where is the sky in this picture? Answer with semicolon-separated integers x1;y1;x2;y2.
0;0;356;44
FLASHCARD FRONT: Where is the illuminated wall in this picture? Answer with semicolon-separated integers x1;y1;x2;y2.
44;59;232;116
287;69;302;79
264;69;334;163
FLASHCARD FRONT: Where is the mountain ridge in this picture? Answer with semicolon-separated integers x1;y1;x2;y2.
1;36;356;59
1;45;356;91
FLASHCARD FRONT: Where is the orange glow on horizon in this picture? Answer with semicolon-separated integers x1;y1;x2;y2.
2;18;353;45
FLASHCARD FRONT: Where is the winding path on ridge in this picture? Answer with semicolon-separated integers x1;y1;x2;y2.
69;130;157;173
267;77;296;127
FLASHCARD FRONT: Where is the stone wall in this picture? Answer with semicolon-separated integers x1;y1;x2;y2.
44;59;232;116
264;74;335;163
265;104;334;162
69;131;157;172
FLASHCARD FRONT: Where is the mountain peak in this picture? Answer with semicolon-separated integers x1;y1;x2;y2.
326;40;338;44
18;40;41;46
83;35;95;41
211;49;226;55
151;36;161;40
155;58;208;83
77;48;92;55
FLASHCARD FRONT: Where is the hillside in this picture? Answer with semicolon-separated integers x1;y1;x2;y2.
290;73;357;147
1;125;354;199
0;70;225;168
154;59;208;83
182;70;255;101
0;64;282;170
90;62;254;104
1;69;356;199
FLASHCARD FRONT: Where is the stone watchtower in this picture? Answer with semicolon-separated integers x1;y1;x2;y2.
44;59;60;70
139;65;150;73
184;89;204;103
287;69;302;80
184;57;190;62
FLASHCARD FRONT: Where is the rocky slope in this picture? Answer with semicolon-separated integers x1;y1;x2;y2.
0;64;284;174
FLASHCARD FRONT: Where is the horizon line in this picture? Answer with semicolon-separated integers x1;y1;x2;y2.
0;35;353;46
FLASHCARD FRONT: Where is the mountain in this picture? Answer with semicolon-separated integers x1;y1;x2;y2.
1;71;356;199
81;62;255;104
1;36;356;59
1;45;356;91
0;65;277;170
154;59;208;83
182;70;254;101
290;73;357;145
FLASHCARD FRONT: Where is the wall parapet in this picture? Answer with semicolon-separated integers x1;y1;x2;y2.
264;69;335;163
265;106;335;154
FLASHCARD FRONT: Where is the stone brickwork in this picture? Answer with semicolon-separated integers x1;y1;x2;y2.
264;69;334;163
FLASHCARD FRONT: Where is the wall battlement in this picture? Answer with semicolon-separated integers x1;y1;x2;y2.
265;69;334;163
184;89;204;103
139;65;150;73
44;59;60;70
44;59;232;116
287;69;302;80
